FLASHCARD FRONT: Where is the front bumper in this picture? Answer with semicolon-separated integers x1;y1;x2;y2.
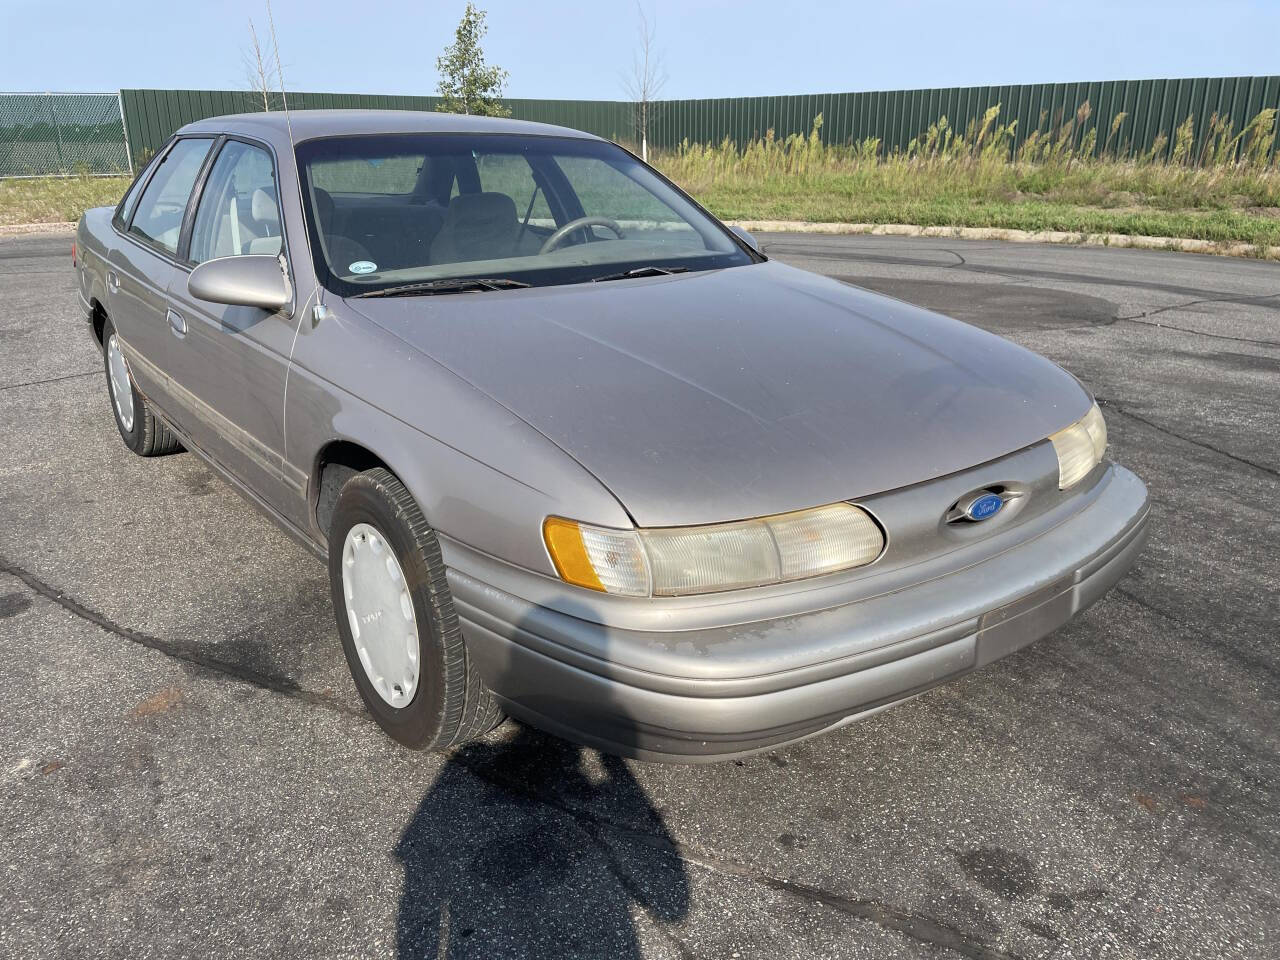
449;463;1149;762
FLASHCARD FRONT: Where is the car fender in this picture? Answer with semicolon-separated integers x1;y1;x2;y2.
285;304;633;578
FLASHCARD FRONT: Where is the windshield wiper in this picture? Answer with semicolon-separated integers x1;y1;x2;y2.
591;265;690;283
353;277;531;298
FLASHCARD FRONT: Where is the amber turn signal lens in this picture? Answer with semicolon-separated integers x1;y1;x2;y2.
543;517;605;592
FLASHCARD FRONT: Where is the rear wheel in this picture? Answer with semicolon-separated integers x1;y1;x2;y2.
328;467;502;749
101;319;182;456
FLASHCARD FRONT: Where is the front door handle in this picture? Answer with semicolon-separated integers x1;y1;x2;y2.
107;270;120;293
166;308;187;339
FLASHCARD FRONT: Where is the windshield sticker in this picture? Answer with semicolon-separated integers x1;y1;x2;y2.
348;260;377;275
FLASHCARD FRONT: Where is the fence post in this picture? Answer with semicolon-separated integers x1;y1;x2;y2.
117;92;134;173
44;93;66;174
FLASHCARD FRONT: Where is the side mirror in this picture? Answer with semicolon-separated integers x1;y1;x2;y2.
188;255;292;315
729;225;760;253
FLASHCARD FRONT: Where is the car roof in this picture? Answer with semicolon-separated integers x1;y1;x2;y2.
177;109;603;143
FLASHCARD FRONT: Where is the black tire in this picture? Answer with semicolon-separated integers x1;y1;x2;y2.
101;318;183;457
328;467;502;750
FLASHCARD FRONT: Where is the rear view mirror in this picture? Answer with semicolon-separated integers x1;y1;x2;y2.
188;255;292;315
729;225;760;252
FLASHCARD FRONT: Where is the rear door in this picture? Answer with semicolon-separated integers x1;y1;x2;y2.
106;137;216;415
162;137;304;514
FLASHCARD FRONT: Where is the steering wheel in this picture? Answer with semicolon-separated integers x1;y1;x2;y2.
539;216;625;255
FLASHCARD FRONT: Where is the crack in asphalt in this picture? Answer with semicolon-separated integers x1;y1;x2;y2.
0;555;365;721
1121;316;1280;347
0;369;97;392
1114;292;1280;346
1096;399;1280;480
0;553;1017;960
1117;584;1280;692
776;245;1031;285
1114;586;1182;625
779;242;1280;347
452;749;1023;960
1117;290;1280;322
773;243;1280;304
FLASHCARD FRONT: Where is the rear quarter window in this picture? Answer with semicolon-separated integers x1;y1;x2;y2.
113;148;165;228
128;137;214;255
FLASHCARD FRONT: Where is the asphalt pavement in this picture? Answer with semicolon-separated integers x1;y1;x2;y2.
1;230;1277;959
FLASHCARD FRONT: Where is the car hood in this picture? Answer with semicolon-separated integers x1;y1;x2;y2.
346;261;1090;527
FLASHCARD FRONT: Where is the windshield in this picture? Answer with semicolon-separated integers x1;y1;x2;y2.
295;133;757;296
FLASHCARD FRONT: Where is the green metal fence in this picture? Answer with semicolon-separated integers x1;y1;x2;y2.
645;76;1280;162
5;78;1278;178
117;88;634;167
119;77;1280;171
0;93;130;177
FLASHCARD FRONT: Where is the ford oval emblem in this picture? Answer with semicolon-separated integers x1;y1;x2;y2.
965;492;1005;521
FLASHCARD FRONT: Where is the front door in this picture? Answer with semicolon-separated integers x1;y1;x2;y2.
163;137;305;515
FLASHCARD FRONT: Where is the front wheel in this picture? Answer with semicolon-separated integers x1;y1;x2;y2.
101;319;182;456
328;467;502;749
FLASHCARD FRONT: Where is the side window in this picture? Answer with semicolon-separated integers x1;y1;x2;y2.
475;153;551;220
114;151;162;228
189;141;281;264
128;138;214;255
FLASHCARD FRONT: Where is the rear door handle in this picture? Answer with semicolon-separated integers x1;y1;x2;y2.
107;270;120;293
167;308;187;339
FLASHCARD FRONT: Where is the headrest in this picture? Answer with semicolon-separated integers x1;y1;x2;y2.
251;187;278;224
443;191;517;226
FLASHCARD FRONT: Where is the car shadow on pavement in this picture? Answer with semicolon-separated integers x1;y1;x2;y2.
393;602;690;959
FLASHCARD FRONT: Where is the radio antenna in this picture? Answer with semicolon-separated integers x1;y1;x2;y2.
262;0;325;320
265;0;295;147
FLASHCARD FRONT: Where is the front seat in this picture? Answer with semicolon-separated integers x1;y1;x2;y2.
429;192;526;265
246;188;282;256
311;186;375;275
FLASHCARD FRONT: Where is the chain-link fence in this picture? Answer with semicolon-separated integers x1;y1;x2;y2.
0;93;131;178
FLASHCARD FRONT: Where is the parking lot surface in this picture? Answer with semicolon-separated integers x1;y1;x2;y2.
1;230;1277;959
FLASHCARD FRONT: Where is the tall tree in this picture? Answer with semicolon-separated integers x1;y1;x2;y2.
243;18;273;111
623;2;666;161
436;3;510;118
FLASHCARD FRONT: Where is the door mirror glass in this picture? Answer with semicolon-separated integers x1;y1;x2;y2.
187;255;292;314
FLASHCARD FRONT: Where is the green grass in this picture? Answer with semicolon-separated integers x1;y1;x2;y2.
0;175;130;226
650;110;1280;249
677;177;1280;247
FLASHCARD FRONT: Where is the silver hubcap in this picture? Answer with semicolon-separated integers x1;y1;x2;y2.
341;523;420;708
106;333;134;432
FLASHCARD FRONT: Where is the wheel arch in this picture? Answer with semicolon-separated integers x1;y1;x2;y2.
312;439;401;539
89;298;109;347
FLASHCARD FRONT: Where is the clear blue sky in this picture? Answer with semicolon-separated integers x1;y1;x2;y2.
3;1;1277;99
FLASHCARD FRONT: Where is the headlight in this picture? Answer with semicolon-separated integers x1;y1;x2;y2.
1049;402;1107;489
544;502;885;597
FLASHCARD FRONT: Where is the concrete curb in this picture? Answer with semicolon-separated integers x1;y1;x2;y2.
0;221;76;237
726;220;1280;261
3;218;1277;262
